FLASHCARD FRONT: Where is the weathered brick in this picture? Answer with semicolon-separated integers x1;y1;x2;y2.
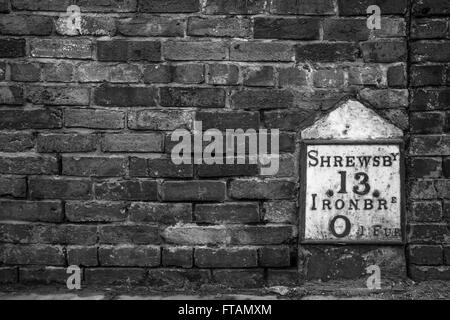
410;136;450;156
63;156;127;177
213;269;264;288
231;41;293;62
0;155;58;175
94;85;158;107
313;69;345;88
19;267;66;284
436;180;450;199
147;269;211;288
66;201;127;222
411;112;445;134
129;202;192;224
254;18;320;40
0;267;17;284
160;87;225;108
411;89;450;111
278;67;309;88
67;246;98;266
75;0;137;12
172;64;204;84
55;16;116;36
0;176;26;198
118;17;184;37
0;244;65;265
412;0;450;16
164;41;227;61
358;89;408;109
296;43;359;62
409;245;443;265
188;17;251;37
0;85;23;104
30;39;92;59
259;246;291;267
10;62;41;82
446;246;450;264
140;0;199;13
0;61;5;80
102;133;163;153
409;158;442;179
411;65;446;87
162;226;227;245
196;161;259;178
387;65;407;88
195;203;260;224
412;42;450;63
130;156;193;178
85;268;146;285
94;180;158;201
162;247;193;268
229;225;296;245
65;108;124;129
12;0;71;11
0;0;10;12
37;133;97;153
231;89;294;110
408;180;438;200
412;19;448;39
243;66;274;87
97;40;161;62
27;86;89;106
262;201;297;224
99;245;160;267
207;64;240;85
42;62;75;82
195;248;258;268
143;64;171;83
338;0;407;16
161;181;226;202
128;109;192;131
230;179;296;200
267;269;301;286
204;0;266;14
348;65;384;86
0;14;53;35
408;224;448;243
99;225;160;244
410;201;443;222
29;177;92;200
196;111;259;131
0;200;63;223
272;0;334;14
410;266;450;281
78;63;141;83
0;38;25;57
361;40;407;63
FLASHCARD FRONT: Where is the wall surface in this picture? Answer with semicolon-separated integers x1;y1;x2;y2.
0;0;449;288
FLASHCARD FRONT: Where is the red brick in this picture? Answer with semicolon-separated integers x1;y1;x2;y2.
231;41;293;62
0;244;65;265
161;181;226;202
10;62;41;82
65;108;125;129
160;87;225;108
42;62;75;82
37;133;97;153
296;43;359;62
129;109;192;131
67;246;98;267
243;66;274;87
207;64;240;85
164;41;227;61
230;179;296;200
162;226;227;245
27;86;90;105
94;85;158;107
231;89;294;110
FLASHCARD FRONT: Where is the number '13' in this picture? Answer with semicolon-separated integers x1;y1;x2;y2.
337;171;371;196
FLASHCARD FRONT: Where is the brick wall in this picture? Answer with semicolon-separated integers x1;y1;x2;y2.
0;0;448;287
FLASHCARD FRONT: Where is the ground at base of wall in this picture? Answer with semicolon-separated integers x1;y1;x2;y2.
1;281;450;300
